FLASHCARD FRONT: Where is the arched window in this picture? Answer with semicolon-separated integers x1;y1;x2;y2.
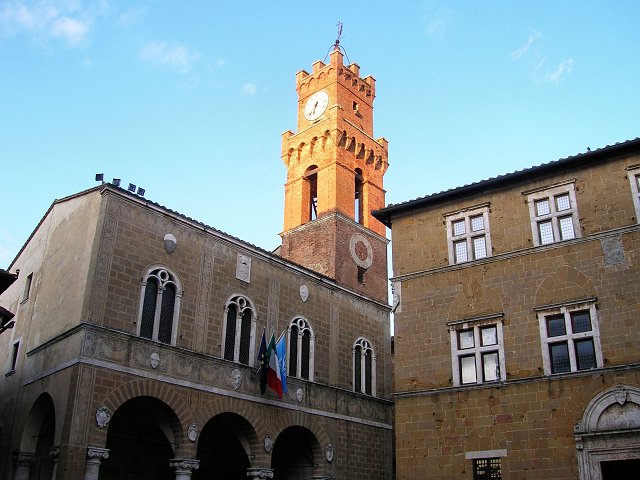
222;295;257;366
138;266;182;345
288;317;315;381
303;165;318;222
353;337;376;396
354;168;364;224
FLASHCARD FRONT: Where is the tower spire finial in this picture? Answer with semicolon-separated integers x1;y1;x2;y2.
334;21;343;50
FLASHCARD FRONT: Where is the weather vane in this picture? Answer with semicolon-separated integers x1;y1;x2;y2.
334;21;343;50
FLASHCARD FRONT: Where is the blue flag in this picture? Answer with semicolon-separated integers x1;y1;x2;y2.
276;332;287;394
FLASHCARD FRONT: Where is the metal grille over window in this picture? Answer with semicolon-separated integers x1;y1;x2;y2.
446;206;491;265
537;301;601;375
222;295;256;366
353;337;375;396
138;268;180;345
288;317;314;381
473;458;502;480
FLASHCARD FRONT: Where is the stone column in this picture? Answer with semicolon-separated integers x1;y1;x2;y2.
84;447;109;480
246;467;274;478
170;458;199;480
49;447;60;480
12;452;35;480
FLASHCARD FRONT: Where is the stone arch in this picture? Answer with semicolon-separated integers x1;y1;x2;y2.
271;424;324;480
535;265;596;307
270;410;330;448
100;395;183;479
89;377;191;453
19;392;56;479
447;278;504;321
574;385;640;479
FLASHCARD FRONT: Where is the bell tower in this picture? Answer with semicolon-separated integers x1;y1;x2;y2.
279;48;389;303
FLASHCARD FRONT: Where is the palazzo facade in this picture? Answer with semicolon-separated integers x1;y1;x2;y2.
0;49;393;480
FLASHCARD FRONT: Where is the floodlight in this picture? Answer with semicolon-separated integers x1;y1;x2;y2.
137;187;145;196
95;173;104;182
112;178;121;187
128;183;136;192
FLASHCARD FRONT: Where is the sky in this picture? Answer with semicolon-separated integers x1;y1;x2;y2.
1;1;640;269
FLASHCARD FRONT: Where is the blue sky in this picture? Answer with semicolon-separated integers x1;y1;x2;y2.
2;1;639;268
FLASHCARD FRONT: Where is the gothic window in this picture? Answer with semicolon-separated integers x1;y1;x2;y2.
304;165;319;222
353;337;376;396
288;317;315;381
222;295;257;366
138;266;182;345
355;168;364;224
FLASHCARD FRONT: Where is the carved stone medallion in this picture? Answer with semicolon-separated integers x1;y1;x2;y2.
296;388;304;403
187;424;199;442
325;443;334;462
614;386;628;405
231;368;243;390
95;406;111;429
150;352;160;369
300;284;309;302
163;233;177;254
264;435;272;453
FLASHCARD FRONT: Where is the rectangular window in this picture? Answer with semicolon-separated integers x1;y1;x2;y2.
626;166;640;221
22;273;33;302
9;341;19;372
450;316;505;387
526;182;580;246
537;300;602;375
446;205;492;265
473;457;502;479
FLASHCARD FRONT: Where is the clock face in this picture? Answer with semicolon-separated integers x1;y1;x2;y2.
304;91;329;121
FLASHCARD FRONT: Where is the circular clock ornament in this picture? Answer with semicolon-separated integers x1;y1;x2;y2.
304;91;329;121
349;233;373;269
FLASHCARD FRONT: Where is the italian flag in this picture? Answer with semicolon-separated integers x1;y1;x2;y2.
266;333;283;398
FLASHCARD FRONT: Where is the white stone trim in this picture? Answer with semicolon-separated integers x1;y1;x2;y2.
626;166;640;222
537;300;602;376
449;317;506;387
353;337;376;396
221;294;257;367
526;182;581;246
136;265;183;346
287;316;315;381
445;205;492;265
465;449;507;460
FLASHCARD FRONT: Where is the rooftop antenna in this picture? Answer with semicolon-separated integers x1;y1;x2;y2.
324;21;351;65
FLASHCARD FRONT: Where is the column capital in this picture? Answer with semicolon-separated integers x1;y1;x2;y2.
246;467;274;478
170;458;199;471
13;452;36;465
87;447;110;460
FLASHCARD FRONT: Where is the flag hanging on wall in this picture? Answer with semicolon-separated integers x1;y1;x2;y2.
267;333;283;398
257;330;268;394
276;332;288;395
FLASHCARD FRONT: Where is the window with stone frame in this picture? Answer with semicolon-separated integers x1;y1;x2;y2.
353;337;376;396
536;299;602;375
222;295;257;366
445;205;492;265
288;317;315;381
525;181;581;246
449;314;506;387
137;266;182;345
626;165;640;221
472;458;502;479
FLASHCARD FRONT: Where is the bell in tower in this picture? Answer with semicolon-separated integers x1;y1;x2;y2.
279;47;389;303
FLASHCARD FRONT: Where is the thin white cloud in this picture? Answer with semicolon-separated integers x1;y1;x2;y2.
423;7;453;40
0;1;92;47
242;83;257;96
50;16;89;45
542;58;574;85
511;30;541;60
140;41;202;74
117;7;146;28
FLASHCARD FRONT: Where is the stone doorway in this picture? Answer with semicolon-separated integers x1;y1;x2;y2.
271;426;320;480
575;385;640;480
100;396;179;480
21;393;56;480
194;412;254;479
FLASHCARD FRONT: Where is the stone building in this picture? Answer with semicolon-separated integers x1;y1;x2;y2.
0;49;393;480
373;138;640;479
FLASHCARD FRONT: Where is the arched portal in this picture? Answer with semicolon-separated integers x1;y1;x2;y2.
194;412;255;479
21;393;56;479
271;426;320;480
574;385;640;480
100;396;179;480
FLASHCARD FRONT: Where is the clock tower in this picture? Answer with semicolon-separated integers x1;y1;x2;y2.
280;48;389;303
